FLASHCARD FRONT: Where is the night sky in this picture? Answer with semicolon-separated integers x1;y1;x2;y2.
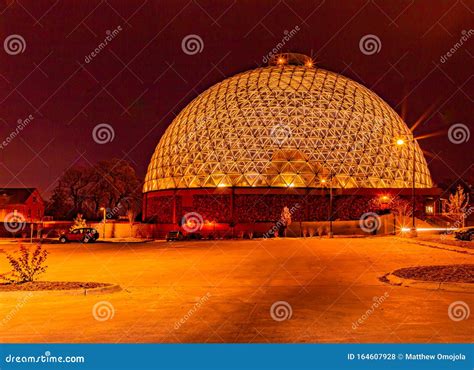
0;0;472;197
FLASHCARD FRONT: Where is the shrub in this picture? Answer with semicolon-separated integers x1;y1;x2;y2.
1;244;49;284
317;226;324;237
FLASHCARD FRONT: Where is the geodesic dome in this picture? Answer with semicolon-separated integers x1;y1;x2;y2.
143;58;433;192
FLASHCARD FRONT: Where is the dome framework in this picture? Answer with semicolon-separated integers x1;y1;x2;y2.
143;63;433;193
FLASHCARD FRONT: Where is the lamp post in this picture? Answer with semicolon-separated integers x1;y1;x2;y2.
99;207;106;239
396;137;417;237
321;176;334;238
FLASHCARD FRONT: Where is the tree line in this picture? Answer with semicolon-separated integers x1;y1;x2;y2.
46;158;142;220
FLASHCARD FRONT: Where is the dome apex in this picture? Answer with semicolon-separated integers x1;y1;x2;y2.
268;52;314;67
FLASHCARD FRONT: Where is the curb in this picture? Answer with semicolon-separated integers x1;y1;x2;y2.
0;284;122;296
71;284;122;296
383;273;474;293
0;239;156;244
97;239;155;244
396;237;474;255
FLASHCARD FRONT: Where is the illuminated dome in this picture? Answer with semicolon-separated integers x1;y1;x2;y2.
144;55;432;192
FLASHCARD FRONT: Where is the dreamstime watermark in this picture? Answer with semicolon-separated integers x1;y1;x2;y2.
5;351;85;364
0;292;34;327
352;292;389;329
105;197;136;219
359;212;381;233
84;26;123;64
3;34;26;55
270;123;292;145
181;212;204;233
3;212;26;234
262;26;301;64
106;203;123;219
92;301;115;321
448;301;470;322
174;292;211;330
181;34;204;55
263;203;300;238
0;114;34;150
359;34;381;55
440;29;474;64
270;301;292;321
92;123;115;144
448;123;470;144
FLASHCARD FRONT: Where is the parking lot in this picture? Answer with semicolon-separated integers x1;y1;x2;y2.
0;236;472;343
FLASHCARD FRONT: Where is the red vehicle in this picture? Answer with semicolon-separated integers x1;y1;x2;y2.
59;228;99;243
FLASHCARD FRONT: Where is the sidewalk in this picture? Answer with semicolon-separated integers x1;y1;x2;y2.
0;237;155;244
397;237;474;255
98;237;155;243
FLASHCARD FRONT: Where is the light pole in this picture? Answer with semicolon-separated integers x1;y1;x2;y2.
99;207;106;239
396;137;417;237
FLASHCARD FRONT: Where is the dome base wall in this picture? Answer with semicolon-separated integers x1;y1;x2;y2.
143;188;441;237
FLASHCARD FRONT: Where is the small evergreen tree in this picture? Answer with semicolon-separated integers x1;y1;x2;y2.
70;213;88;231
281;206;292;236
281;206;292;226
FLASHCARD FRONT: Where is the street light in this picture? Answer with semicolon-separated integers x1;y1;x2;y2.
396;137;417;237
321;176;334;238
379;195;391;210
99;207;106;239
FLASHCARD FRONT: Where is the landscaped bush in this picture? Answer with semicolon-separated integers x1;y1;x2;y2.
0;244;49;284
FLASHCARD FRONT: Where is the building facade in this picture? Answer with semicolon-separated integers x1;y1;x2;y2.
0;188;45;223
142;53;439;233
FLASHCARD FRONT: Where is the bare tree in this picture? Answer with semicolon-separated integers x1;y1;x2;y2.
47;159;142;220
371;196;411;233
447;185;470;228
62;166;92;213
126;209;137;237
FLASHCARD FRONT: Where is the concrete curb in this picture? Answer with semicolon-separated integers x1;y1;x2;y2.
395;237;474;255
0;284;122;296
384;273;474;293
97;239;155;244
0;238;156;244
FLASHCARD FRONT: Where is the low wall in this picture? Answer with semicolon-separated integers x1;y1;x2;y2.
6;214;397;239
149;213;397;239
89;222;157;239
